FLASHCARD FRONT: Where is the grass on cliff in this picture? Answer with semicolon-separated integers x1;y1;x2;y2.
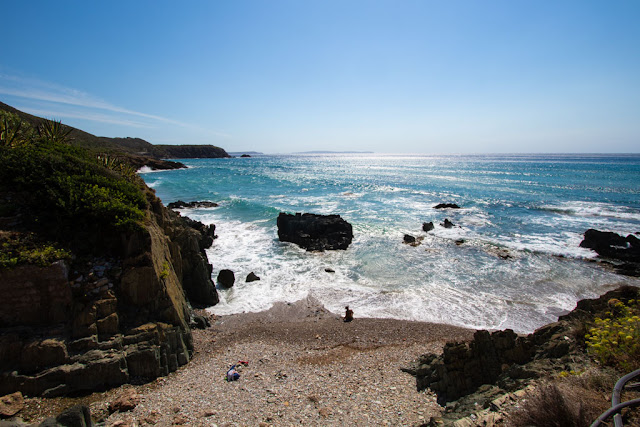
0;111;148;263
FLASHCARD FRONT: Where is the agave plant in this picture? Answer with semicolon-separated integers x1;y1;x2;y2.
38;119;73;145
96;153;138;181
0;112;33;148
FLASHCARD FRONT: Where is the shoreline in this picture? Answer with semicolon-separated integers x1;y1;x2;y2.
18;297;476;426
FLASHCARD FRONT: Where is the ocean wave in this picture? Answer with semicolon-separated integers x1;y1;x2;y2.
536;201;640;222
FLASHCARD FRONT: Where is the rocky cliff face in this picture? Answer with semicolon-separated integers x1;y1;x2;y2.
0;191;219;397
404;286;640;408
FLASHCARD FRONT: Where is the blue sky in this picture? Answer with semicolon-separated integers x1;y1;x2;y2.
1;1;639;153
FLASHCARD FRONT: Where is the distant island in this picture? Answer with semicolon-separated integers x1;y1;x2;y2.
295;150;374;154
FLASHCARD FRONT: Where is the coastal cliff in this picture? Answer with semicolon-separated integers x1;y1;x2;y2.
0;112;220;397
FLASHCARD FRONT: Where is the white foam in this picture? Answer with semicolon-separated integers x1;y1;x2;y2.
540;201;640;223
136;166;154;174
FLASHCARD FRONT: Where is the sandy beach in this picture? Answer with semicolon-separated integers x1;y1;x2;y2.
20;297;475;426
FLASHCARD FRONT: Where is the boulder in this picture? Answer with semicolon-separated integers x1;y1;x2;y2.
434;203;460;209
55;404;92;427
109;389;140;413
277;212;353;251
245;272;260;282
217;270;235;288
0;392;24;418
403;234;416;244
422;222;434;232
442;218;454;229
190;314;210;330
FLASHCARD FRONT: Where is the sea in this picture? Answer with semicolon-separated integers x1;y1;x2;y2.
140;153;640;334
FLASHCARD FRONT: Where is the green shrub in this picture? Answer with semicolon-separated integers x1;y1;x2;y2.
159;261;170;279
0;135;148;256
585;299;640;371
0;233;70;268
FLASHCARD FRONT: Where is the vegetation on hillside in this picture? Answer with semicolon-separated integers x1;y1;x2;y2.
0;110;149;266
586;299;640;371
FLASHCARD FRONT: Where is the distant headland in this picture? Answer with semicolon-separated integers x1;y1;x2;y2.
0;101;230;170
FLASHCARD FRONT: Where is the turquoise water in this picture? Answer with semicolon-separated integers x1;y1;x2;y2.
141;154;640;333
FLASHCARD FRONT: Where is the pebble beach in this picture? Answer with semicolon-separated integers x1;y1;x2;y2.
21;297;475;426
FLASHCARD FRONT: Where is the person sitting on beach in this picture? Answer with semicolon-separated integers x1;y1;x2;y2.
344;306;354;322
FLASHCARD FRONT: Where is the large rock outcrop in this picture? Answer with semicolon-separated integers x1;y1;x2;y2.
0;191;219;397
580;229;640;276
277;212;353;251
404;286;640;407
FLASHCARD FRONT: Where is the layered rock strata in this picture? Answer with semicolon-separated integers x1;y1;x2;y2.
0;192;219;397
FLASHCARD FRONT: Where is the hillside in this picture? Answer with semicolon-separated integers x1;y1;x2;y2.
0;102;230;166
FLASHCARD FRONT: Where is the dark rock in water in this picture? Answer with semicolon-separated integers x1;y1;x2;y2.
217;269;235;288
579;229;639;260
580;228;640;275
277;212;353;251
240;154;251;158
441;218;454;228
455;239;465;245
325;268;335;273
246;272;260;282
422;221;434;232
403;234;416;244
167;200;219;209
433;203;460;209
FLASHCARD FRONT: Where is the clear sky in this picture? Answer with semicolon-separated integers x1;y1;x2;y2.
1;1;639;153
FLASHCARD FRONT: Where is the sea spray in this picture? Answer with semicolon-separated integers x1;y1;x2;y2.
141;154;640;333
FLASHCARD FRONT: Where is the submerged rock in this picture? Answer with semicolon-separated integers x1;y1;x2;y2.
167;200;219;209
441;218;454;229
433;203;460;209
277;212;353;251
403;234;416;244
